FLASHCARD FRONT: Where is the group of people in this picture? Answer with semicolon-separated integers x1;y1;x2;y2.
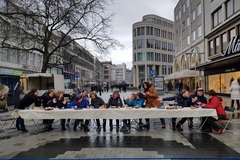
13;80;227;134
162;87;226;134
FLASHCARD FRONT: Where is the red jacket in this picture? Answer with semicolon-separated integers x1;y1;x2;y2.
205;96;226;115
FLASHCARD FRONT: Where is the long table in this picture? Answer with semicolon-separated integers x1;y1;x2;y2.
18;107;217;119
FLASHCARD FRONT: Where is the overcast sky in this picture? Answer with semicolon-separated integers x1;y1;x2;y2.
109;0;178;69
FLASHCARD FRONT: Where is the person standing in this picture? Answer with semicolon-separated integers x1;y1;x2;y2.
143;82;165;129
14;88;40;132
55;91;67;131
229;80;240;110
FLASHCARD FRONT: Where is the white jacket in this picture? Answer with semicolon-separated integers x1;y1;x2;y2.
229;80;240;100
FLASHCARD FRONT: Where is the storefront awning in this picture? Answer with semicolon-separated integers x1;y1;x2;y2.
26;73;53;79
192;53;240;71
165;69;197;80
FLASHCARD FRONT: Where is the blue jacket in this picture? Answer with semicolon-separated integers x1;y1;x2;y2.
66;98;90;109
124;99;145;108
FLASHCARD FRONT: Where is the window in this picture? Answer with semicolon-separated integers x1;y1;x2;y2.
161;30;167;38
213;8;222;27
216;37;220;53
186;17;189;27
209;40;214;56
222;33;228;51
147;52;154;61
168;43;174;52
162;65;167;75
187;35;190;45
162;41;168;50
146;39;154;48
168;66;173;74
154;28;160;37
137;52;145;61
229;28;236;39
155;53;161;62
227;0;234;18
137;27;145;36
235;0;240;12
2;48;10;61
186;0;189;8
137;39;145;48
168;32;174;40
197;3;201;16
155;40;161;50
182;3;186;13
192;30;196;42
133;41;136;50
146;26;153;35
178;10;181;19
197;25;202;38
133;29;136;37
192;10;196;21
12;50;18;63
133;53;136;62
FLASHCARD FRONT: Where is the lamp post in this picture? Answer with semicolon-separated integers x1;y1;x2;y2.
186;52;204;91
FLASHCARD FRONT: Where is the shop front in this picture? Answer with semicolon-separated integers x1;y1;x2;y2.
196;36;240;96
0;68;22;105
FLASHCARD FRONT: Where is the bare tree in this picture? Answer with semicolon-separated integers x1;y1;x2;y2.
0;0;119;72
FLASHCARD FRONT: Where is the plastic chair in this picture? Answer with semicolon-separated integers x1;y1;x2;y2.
218;106;235;134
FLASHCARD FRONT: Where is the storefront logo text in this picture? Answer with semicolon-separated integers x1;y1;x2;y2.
221;36;240;56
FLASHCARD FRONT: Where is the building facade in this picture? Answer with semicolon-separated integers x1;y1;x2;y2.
126;69;133;85
111;63;126;83
167;0;205;92
196;0;240;95
100;61;112;85
132;15;175;87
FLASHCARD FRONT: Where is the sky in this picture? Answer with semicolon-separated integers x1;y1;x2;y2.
108;0;179;69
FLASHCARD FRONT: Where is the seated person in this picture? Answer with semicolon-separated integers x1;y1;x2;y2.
90;92;105;132
107;90;123;132
41;90;56;131
55;91;67;131
162;89;192;131
123;93;137;107
67;94;90;132
198;90;226;134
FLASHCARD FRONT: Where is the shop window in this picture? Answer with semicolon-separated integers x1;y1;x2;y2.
208;74;221;93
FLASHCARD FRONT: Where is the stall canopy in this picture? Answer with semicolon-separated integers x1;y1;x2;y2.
26;73;52;79
165;69;196;80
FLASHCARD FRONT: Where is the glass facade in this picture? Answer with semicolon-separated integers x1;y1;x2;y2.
208;71;240;94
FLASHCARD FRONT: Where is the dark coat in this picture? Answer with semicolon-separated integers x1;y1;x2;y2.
190;92;207;106
41;95;55;107
55;97;67;108
108;96;123;107
176;93;191;107
14;95;40;109
91;97;105;108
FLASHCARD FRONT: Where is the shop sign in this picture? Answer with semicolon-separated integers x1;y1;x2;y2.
221;36;240;56
225;68;236;72
22;64;41;72
0;68;22;76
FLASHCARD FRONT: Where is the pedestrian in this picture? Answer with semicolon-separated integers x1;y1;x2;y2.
229;80;240;110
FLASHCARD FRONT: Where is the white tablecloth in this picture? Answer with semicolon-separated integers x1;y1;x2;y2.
18;107;217;119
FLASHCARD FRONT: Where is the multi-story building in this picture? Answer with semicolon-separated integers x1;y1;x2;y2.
94;57;103;85
126;69;133;85
195;0;240;95
166;0;205;92
111;63;126;83
101;61;112;85
132;14;175;87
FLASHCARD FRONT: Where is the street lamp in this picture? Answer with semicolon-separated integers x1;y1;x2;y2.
186;52;205;91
